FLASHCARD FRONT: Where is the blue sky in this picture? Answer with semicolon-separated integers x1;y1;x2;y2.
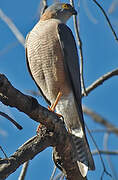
0;0;118;179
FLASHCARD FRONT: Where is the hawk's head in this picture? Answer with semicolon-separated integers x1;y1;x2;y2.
41;3;77;23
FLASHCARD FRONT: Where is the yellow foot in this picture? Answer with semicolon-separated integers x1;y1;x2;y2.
48;91;63;119
48;105;63;118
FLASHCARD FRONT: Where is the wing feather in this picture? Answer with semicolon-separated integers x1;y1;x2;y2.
57;23;85;130
57;24;95;171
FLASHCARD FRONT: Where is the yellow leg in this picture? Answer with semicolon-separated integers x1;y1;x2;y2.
48;91;63;118
48;92;62;112
37;92;63;135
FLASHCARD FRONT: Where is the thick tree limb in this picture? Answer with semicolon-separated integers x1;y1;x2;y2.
0;74;86;180
0;133;52;180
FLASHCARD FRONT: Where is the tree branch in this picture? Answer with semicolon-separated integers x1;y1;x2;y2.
0;74;86;180
39;0;48;17
18;161;29;180
83;106;118;136
93;150;118;155
0;9;25;47
0;133;52;180
70;0;87;96
0;111;22;130
82;68;118;96
92;0;118;41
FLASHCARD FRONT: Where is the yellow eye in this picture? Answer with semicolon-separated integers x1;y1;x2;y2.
62;4;70;9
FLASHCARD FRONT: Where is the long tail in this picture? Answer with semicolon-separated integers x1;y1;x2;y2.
71;128;95;177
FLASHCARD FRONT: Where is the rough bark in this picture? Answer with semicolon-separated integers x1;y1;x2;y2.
0;74;86;180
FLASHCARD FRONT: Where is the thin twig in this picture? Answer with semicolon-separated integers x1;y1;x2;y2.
108;1;118;14
54;173;64;180
0;41;18;57
86;124;112;179
82;68;118;96
82;0;98;24
0;111;23;130
103;133;118;180
0;146;8;159
0;9;25;47
70;0;87;96
39;0;48;17
92;0;118;41
18;161;29;180
92;150;118;155
50;165;57;180
90;128;118;134
83;106;118;136
60;174;65;180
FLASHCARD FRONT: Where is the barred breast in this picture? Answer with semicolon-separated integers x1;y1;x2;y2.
26;19;71;104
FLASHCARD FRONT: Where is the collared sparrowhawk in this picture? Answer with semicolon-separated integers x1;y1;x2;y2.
25;2;95;177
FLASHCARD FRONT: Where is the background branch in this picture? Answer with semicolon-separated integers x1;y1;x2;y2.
18;161;29;180
93;150;118;155
39;0;48;16
82;68;118;96
0;9;25;47
83;106;118;135
92;0;118;41
103;133;118;180
70;0;87;96
0;111;22;130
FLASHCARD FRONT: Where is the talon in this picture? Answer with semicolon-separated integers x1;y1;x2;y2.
48;106;53;112
36;124;42;135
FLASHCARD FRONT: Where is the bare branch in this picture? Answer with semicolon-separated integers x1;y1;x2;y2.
82;0;98;24
90;128;118;134
18;161;29;180
0;9;25;47
82;68;118;96
93;150;118;155
0;74;86;180
26;90;41;97
0;134;51;180
103;133;118;180
92;0;118;41
70;0;87;96
0;111;22;130
108;1;118;14
50;165;57;180
86;125;112;179
83;106;118;135
39;0;48;16
0;146;8;159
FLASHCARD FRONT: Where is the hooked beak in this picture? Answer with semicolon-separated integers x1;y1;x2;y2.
71;7;77;15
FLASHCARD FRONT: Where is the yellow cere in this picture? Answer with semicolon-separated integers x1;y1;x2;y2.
62;4;70;9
